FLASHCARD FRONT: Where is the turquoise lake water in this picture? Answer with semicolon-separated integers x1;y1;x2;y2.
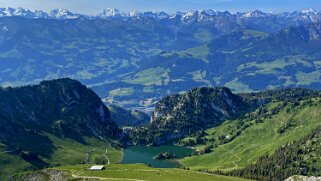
121;145;193;168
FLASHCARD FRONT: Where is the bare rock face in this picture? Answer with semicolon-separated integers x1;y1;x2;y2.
9;169;69;181
285;176;321;181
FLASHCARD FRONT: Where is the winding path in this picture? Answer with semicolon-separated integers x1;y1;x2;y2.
102;144;110;165
71;174;145;181
83;143;110;164
219;145;241;170
71;169;145;181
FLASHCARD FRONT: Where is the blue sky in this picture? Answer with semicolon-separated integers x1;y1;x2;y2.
0;0;320;14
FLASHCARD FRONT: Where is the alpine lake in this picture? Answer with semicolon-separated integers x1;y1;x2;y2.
121;145;193;168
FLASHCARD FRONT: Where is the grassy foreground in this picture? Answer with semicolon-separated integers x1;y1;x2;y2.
12;164;253;181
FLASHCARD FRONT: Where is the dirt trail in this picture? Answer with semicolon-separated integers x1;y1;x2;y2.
83;144;111;164
71;173;145;181
103;144;110;165
219;145;241;170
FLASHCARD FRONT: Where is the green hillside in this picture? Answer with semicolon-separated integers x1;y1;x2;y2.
225;126;321;180
180;97;321;171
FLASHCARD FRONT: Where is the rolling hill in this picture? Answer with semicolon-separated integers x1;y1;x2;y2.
180;97;321;171
225;126;321;180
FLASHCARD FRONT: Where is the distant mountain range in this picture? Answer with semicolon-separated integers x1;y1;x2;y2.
0;7;321;23
1;7;321;109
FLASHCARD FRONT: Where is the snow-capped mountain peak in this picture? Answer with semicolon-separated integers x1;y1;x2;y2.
49;8;80;19
0;7;14;16
0;7;320;23
241;10;269;18
301;8;318;14
129;11;142;17
183;11;197;19
99;8;124;17
0;7;35;17
34;10;49;18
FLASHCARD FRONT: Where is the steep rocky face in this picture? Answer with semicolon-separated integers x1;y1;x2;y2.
9;169;69;181
0;78;121;149
285;176;321;181
130;87;250;145
151;87;245;124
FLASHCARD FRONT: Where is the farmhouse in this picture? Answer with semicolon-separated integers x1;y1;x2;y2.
89;165;105;171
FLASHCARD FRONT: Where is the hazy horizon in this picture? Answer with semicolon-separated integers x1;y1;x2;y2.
0;0;320;15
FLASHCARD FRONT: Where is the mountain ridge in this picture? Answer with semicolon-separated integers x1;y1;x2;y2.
0;7;321;23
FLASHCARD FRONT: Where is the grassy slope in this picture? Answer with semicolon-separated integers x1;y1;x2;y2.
52;164;253;181
0;144;33;180
0;135;122;180
180;98;321;170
